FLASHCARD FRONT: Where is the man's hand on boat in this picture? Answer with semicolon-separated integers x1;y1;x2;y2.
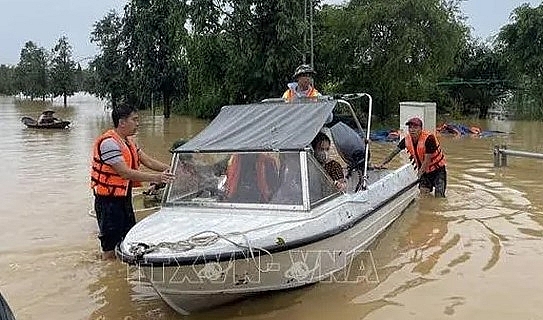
156;170;175;184
143;182;166;195
334;179;347;191
373;163;386;170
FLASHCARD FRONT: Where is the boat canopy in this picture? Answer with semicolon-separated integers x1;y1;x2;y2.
174;101;337;152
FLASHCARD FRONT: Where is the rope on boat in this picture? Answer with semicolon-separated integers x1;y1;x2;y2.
126;213;332;258
128;230;275;273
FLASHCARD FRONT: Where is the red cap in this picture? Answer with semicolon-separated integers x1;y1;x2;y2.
405;117;423;127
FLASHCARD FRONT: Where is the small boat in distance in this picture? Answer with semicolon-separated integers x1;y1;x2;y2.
21;110;70;129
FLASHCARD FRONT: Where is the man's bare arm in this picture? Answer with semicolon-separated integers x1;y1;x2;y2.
110;161;173;184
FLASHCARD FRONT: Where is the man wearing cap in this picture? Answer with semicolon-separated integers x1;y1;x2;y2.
376;117;447;197
282;64;321;102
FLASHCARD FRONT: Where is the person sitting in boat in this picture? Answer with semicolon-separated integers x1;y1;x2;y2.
37;110;60;124
282;64;321;102
224;153;280;203
269;152;303;205
311;132;347;191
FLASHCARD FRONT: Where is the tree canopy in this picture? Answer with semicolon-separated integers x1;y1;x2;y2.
496;3;543;118
50;36;77;106
2;1;543;120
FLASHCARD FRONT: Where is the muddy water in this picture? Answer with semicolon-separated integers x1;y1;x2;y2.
1;95;542;320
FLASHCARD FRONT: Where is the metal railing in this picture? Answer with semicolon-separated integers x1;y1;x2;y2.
493;145;543;167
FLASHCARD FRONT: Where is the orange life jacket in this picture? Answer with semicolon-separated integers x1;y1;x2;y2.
282;86;319;102
405;130;446;173
90;129;141;196
225;153;278;202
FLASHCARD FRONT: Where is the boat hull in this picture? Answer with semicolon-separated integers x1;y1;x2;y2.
133;182;418;314
21;116;70;129
24;121;70;129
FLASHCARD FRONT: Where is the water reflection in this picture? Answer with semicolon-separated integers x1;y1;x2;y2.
87;262;173;320
2;95;543;319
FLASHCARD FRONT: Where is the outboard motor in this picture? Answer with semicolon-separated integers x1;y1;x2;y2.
329;121;370;180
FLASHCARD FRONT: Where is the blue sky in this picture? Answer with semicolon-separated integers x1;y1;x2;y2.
460;0;539;41
0;0;126;65
0;0;539;66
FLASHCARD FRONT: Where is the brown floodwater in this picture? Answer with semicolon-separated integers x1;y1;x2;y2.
1;94;543;320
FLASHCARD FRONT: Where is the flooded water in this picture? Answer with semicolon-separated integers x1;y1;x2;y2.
1;94;543;320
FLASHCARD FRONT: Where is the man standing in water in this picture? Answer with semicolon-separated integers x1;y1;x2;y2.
376;117;447;197
90;103;175;260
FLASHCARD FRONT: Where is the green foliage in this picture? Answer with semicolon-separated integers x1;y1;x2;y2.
496;3;543;119
6;0;543;123
16;41;50;100
50;36;78;106
316;0;467;119
184;0;317;118
439;40;512;118
0;64;17;95
123;0;189;117
89;11;131;107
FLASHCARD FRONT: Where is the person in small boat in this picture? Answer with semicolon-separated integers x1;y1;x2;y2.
37;110;59;124
270;152;303;205
282;64;321;102
311;132;347;191
224;153;280;203
375;117;447;197
90;103;175;260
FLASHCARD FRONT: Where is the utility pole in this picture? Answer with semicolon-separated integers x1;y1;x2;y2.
310;0;314;68
303;0;307;64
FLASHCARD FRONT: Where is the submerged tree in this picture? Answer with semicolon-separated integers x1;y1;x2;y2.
123;0;189;118
0;64;16;95
84;0;478;120
89;11;130;108
439;40;511;118
16;41;49;100
316;0;467;118
50;36;77;107
496;3;543;119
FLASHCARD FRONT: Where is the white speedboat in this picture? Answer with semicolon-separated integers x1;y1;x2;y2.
117;94;419;314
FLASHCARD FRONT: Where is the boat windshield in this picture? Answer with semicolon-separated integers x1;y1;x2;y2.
165;151;334;210
165;151;305;207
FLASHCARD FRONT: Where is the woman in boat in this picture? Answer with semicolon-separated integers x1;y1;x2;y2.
311;132;347;191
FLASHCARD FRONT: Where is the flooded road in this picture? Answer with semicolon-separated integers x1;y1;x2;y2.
1;94;542;319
